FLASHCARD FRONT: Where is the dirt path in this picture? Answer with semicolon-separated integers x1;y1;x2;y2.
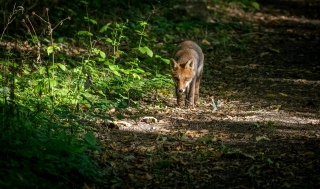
98;1;320;188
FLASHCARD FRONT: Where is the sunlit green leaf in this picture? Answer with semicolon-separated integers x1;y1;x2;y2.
139;21;148;26
108;64;117;71
47;46;54;55
56;63;67;71
39;66;46;75
113;70;121;76
132;73;141;79
100;51;106;59
106;38;113;43
97;90;106;97
139;46;153;57
49;79;57;87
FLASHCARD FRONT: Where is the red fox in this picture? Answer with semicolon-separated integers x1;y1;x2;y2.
170;41;204;107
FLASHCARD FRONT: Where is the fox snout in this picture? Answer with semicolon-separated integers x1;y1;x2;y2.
176;86;186;93
176;80;191;93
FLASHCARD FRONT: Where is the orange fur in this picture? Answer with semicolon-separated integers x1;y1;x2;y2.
170;41;204;107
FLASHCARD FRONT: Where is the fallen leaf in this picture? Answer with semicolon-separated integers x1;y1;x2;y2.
202;39;211;45
83;183;94;189
181;123;188;127
212;166;224;171
115;121;132;127
128;174;135;181
266;93;276;98
269;47;280;53
260;52;270;57
158;120;166;123
244;134;253;139
221;56;233;62
141;116;158;123
249;63;259;68
124;155;135;161
256;135;270;141
143;173;153;180
279;93;288;97
270;104;281;111
281;182;291;188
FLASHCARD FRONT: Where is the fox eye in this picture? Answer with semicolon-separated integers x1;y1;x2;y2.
184;78;190;81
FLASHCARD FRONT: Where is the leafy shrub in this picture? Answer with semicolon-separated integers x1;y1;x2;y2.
0;103;106;188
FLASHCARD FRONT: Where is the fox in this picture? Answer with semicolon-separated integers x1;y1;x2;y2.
170;40;204;107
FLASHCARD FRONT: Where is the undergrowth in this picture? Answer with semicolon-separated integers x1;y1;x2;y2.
0;103;106;188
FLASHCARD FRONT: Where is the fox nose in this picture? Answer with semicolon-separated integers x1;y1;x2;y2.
178;89;184;93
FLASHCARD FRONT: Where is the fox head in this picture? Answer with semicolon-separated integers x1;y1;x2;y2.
170;58;195;93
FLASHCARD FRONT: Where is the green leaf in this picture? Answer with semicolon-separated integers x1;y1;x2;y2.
251;2;260;10
136;30;148;37
113;70;121;76
47;46;53;55
139;46;153;57
155;55;170;64
83;132;102;153
100;51;106;59
80;1;88;5
49;79;57;87
267;158;273;164
104;60;112;66
108;65;121;76
39;66;46;75
84;16;97;25
54;45;60;52
121;69;130;75
108;64;117;71
49;64;58;70
100;23;111;33
139;21;148;26
97;90;106;97
132;73;141;79
106;38;113;43
83;132;96;146
56;63;67;71
77;30;93;36
90;19;97;25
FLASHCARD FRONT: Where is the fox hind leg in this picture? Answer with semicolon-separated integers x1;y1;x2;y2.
194;74;202;105
194;80;200;105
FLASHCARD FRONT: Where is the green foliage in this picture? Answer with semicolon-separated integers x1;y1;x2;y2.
0;103;106;188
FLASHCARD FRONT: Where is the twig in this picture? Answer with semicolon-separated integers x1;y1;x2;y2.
0;4;24;41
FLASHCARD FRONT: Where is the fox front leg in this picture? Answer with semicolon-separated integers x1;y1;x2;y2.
186;79;196;107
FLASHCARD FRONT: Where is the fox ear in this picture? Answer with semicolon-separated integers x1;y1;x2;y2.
170;58;178;71
185;59;195;70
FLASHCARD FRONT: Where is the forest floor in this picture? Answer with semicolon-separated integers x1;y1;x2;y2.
96;1;320;188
